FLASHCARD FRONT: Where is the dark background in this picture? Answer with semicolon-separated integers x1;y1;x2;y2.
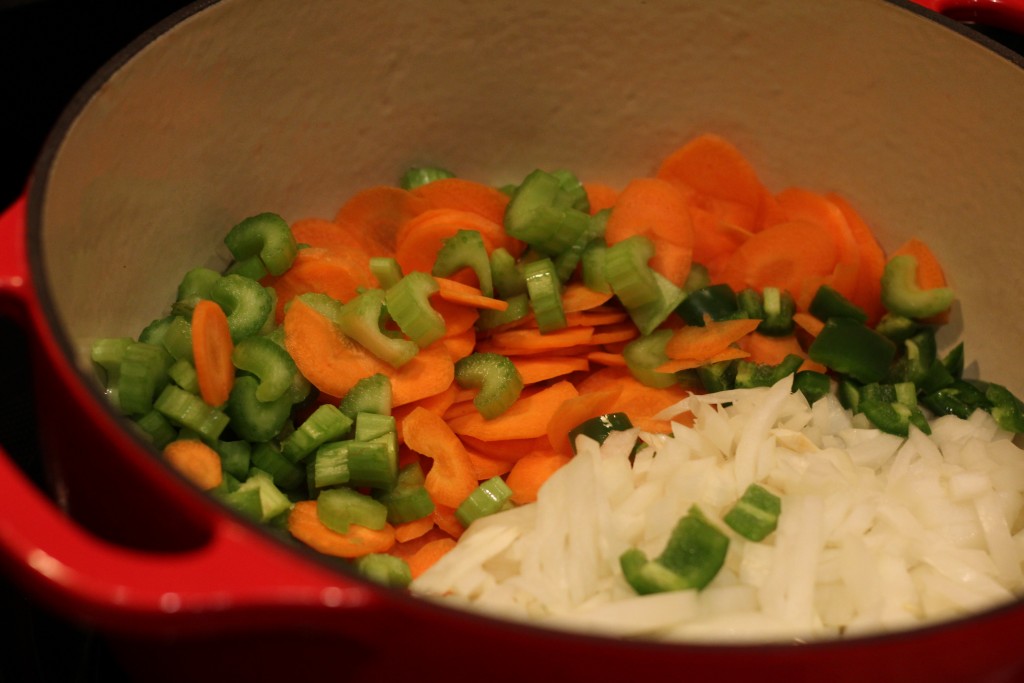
0;1;1022;681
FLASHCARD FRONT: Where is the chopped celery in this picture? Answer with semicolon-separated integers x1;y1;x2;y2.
354;412;396;442
231;335;298;402
281;404;353;463
489;247;527;299
339;373;393;419
354;553;412;588
118;342;171;416
225;375;293;442
172;267;221;317
250;442;305;491
167;358;199;394
455;476;514;527
476;293;530;330
622;330;678;389
375;462;435;524
605;235;660;310
399;166;454;190
881;254;954;319
154;384;230;441
224;212;298;277
431;229;494;297
317;487;388;533
522;258;566;333
454;352;524;419
209;275;274;343
215;440;252;481
580;240;611;294
369;257;404;289
385;272;445;347
233;467;292;522
336;289;419;368
624;270;686;336
504;169;592;255
133;409;178;449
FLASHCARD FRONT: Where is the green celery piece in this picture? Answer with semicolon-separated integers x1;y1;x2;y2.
317;487;388;534
225;375;293;442
231;335;298;402
476;293;530;330
209;274;274;342
605;235;660;310
881;254;954;319
172;267;222;318
224;212;298;277
118;341;172;416
375;462;436;524
455;476;515;527
281;404;354;463
153;384;230;441
354;554;413;588
490;247;527;299
580;240;611;295
250;442;305;491
385;272;446;347
454;352;524;419
336;288;419;368
625;270;686;337
398;166;454;190
369;257;404;289
522;258;567;333
623;330;678;389
236;467;292;522
431;229;494;297
504;169;592;255
339;373;393;420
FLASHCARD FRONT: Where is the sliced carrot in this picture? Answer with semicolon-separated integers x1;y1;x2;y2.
405;537;458;579
487;326;595;352
191;299;235;407
394;516;435;543
442;328;477;362
664;317;761;360
827;193;886;325
506;452;573;505
769;188;860;303
588;322;639;346
402;407;478;509
655;347;750;374
465;447;515;480
162;439;223;491
459;434;554;461
736;332;827;373
431;294;480;336
586;351;628;367
576;367;693;433
283;298;454;405
434;277;509;311
512;355;589;384
656;133;766;210
546;387;624;455
688;204;752;269
431;504;464;539
560;282;615;313
792;312;825;338
334;185;432;255
287;501;396;558
262;246;375;322
410;177;510;227
716;220;840;303
393;384;459;443
563;308;629;327
604;177;695;287
446;380;579;441
583;181;619;215
394;209;508;278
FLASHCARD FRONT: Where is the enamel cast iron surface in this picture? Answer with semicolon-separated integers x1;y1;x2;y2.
2;1;1024;681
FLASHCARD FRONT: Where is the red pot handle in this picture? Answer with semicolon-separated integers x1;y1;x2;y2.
0;197;379;637
912;0;1024;34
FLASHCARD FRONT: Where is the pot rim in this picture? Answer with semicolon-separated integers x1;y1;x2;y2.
20;0;1024;652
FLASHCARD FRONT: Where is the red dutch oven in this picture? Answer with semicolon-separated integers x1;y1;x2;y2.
2;1;1024;681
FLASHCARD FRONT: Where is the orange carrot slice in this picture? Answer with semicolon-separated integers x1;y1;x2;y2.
512;356;590;384
334;185;432;255
411;177;511;227
716;220;840;303
586;351;628;367
655;347;750;374
405;537;458;579
792;312;825;338
656;133;765;209
287;501;396;558
263;246;374;322
434;277;509;311
576;367;693;433
283;298;454;405
394;209;507;278
191;299;235;407
736;332;827;373
546;387;624;455
664;317;761;360
162;439;223;491
583;181;619;215
487;326;595;352
506;452;573;505
394;516;435;543
560;282;615;313
431;504;464;539
446;380;579;441
403;407;478;509
604;177;696;287
827;193;887;325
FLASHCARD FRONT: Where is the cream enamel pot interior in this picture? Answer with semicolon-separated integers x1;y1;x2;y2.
2;1;1024;681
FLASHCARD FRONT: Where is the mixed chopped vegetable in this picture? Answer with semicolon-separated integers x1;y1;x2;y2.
91;133;1024;594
